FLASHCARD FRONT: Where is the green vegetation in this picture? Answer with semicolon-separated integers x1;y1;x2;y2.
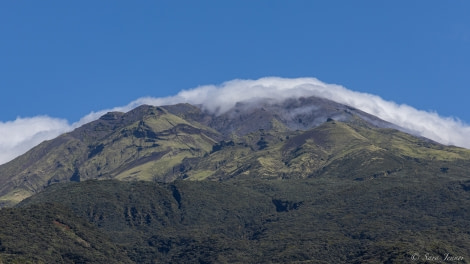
2;103;470;206
0;99;469;262
4;176;469;263
0;202;132;263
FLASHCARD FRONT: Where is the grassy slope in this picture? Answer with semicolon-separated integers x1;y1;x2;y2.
1;106;470;262
2;102;470;208
181;119;470;183
0;107;220;206
2;116;470;209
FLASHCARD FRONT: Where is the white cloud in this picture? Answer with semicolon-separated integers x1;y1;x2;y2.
1;77;469;165
0;116;72;164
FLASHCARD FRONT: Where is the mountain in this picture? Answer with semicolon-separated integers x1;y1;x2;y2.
7;177;470;263
1;95;470;262
1;96;469;207
0;202;133;263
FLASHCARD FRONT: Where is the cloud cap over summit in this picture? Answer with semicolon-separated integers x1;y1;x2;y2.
1;77;469;165
134;77;470;149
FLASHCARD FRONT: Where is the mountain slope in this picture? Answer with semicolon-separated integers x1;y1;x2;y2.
0;202;133;263
0;105;221;206
13;178;470;263
1;95;470;262
1;96;470;206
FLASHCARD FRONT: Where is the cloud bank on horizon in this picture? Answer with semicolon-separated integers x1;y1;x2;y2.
1;77;469;165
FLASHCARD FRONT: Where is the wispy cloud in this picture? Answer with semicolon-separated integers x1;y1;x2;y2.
0;116;71;164
1;77;469;165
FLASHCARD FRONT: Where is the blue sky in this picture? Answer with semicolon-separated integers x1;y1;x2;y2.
0;1;469;164
1;1;469;122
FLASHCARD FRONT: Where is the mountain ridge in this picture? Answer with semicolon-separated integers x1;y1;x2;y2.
1;95;469;207
1;95;470;262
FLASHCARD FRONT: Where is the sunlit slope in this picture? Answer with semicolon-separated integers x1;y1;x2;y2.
1;98;470;207
0;105;220;206
182;117;470;182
